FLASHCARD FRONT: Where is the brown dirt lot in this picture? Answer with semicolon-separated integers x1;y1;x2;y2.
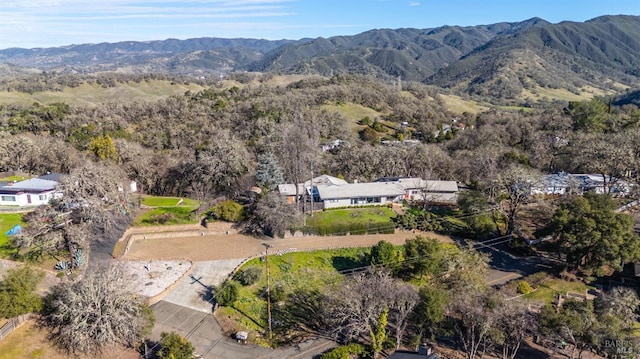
123;230;454;261
0;320;139;359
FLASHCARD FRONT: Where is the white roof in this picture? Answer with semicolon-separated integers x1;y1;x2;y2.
393;178;458;192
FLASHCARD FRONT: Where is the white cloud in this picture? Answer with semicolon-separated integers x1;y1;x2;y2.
409;2;420;6
0;0;299;47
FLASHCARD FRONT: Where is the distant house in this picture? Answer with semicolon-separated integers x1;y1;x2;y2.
532;172;631;196
0;177;59;206
321;139;343;152
278;175;458;209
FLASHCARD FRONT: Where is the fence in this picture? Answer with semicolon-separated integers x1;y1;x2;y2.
0;314;32;342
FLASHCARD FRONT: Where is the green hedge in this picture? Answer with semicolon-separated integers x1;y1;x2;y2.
302;222;395;236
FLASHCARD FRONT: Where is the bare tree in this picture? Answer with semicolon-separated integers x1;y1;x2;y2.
494;299;535;359
449;291;497;359
45;266;154;354
277;115;320;212
325;269;395;344
250;191;301;237
488;165;540;236
15;160;134;268
389;282;420;350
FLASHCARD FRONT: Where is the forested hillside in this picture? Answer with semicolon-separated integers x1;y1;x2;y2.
2;73;640;204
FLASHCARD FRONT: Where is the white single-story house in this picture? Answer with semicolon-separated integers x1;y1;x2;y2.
0;178;59;206
532;172;631;196
278;175;459;209
278;174;348;204
317;182;406;209
375;177;459;203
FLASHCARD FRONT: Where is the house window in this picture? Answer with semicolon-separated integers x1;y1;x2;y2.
1;195;16;202
411;190;419;195
329;199;339;203
39;194;48;201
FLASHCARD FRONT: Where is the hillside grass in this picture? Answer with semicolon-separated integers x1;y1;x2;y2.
219;247;370;341
440;94;490;114
321;103;384;125
0;80;205;107
0;213;25;257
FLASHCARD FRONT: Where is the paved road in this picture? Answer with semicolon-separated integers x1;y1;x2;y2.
150;300;336;359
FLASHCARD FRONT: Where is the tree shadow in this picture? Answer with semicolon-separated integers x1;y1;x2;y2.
271;289;330;346
190;274;215;309
331;256;365;272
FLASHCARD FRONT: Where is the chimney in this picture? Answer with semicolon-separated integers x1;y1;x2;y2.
418;343;432;356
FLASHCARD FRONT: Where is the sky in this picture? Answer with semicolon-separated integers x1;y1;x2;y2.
1;0;639;50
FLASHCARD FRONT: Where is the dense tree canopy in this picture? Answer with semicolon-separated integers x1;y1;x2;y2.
0;266;44;318
549;193;640;272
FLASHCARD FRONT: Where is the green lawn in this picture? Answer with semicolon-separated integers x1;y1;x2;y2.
0;213;25;257
221;247;370;339
304;207;396;235
133;196;200;226
0;176;29;182
141;195;199;208
524;278;595;305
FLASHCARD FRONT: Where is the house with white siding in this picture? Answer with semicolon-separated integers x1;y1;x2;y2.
0;178;59;206
278;175;459;209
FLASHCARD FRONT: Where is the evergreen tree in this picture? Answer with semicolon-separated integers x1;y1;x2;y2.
255;152;284;191
0;266;44;318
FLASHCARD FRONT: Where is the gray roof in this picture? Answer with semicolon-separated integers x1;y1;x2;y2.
391;177;458;192
0;178;58;193
279;175;348;196
38;173;64;182
317;182;405;200
277;183;303;195
304;174;348;187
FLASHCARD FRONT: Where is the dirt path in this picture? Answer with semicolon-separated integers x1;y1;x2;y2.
122;230;453;261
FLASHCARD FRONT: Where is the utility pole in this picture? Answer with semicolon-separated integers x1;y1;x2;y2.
261;242;273;340
310;161;314;217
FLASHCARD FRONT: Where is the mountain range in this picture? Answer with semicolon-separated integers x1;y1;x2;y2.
1;15;639;101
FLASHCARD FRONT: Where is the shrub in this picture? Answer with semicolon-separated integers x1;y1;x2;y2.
233;267;262;286
0;266;45;318
517;280;532;295
270;283;287;302
144;212;174;224
158;332;195;359
214;280;240;306
321;343;366;359
208;200;244;222
358;116;372;126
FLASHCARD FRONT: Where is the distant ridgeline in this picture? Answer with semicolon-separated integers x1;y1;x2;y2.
0;15;639;103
